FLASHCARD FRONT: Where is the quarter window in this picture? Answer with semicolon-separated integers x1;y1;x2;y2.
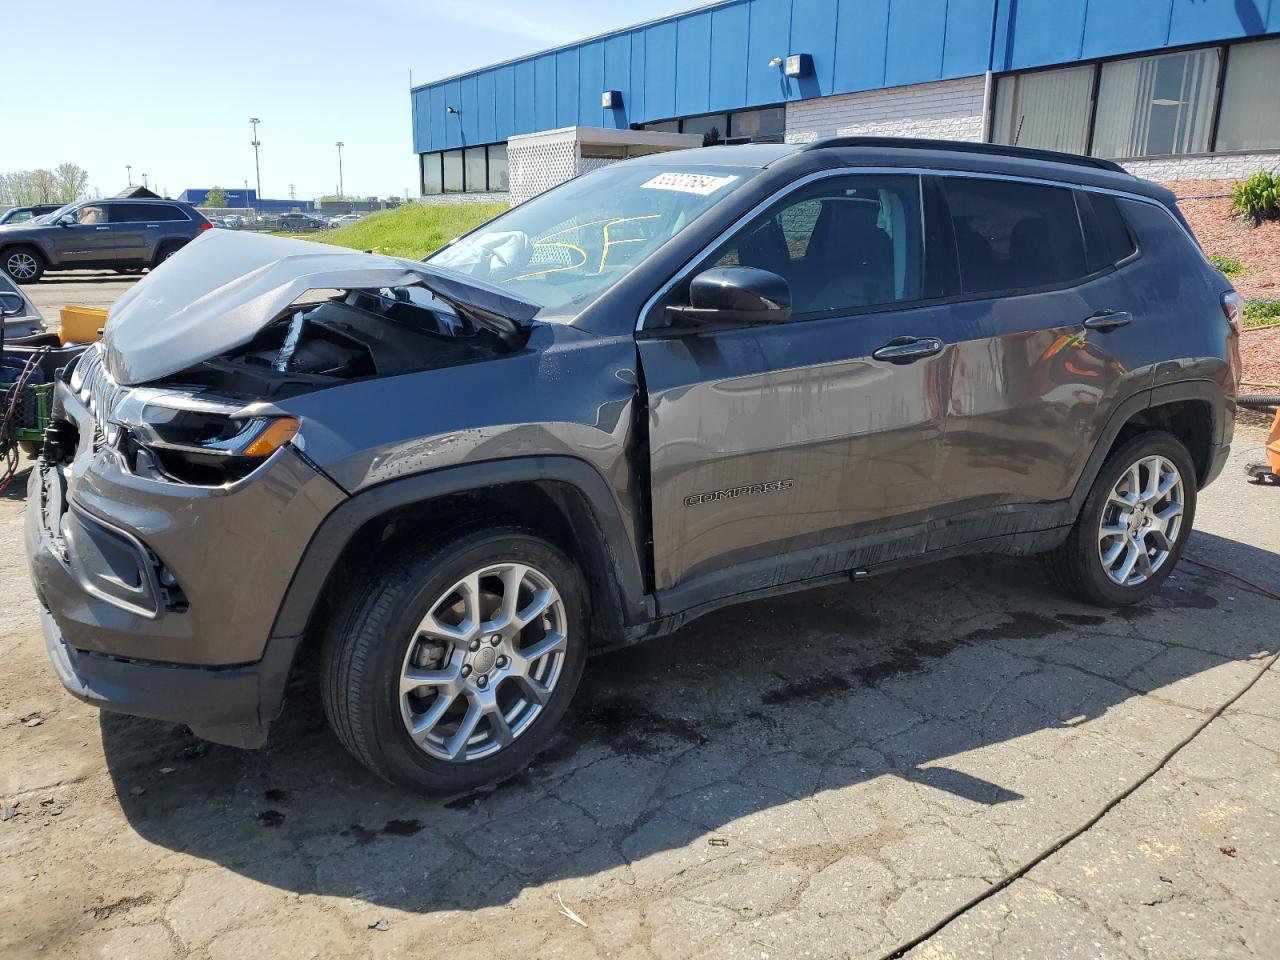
713;175;924;315
942;178;1087;294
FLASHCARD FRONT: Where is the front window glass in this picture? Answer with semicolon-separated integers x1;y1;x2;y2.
75;204;107;225
1091;48;1220;159
1215;38;1280;152
710;175;923;315
991;65;1094;154
442;150;464;192
428;162;757;315
423;153;443;194
487;143;509;191
464;147;488;191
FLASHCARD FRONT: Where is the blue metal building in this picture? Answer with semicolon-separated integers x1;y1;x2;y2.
409;0;1280;197
177;188;314;213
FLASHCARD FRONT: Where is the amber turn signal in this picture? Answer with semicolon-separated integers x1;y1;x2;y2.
242;417;300;457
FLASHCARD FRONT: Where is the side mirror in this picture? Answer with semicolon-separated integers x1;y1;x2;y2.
57;214;75;226
667;266;791;328
0;292;26;317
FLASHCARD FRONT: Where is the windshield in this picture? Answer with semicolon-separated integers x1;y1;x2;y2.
426;162;757;316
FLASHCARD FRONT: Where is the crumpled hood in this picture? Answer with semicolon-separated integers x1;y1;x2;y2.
101;230;538;385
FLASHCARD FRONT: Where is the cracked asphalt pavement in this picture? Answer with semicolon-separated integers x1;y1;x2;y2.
1;415;1276;959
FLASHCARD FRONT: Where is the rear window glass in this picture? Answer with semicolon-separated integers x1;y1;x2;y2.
942;177;1087;294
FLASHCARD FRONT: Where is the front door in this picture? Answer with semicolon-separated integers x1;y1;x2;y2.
49;203;115;265
637;173;955;605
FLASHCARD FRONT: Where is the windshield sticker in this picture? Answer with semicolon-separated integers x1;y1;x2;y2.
640;172;739;196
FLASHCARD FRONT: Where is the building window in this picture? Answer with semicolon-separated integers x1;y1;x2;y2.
1091;48;1220;159
422;153;443;195
729;107;785;143
1215;37;1280;152
990;37;1280;161
488;143;509;191
991;65;1094;154
442;150;464;192
681;113;729;146
464;147;488;191
642;120;680;133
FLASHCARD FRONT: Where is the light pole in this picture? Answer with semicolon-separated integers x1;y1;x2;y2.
249;117;262;211
142;173;149;190
335;141;344;199
126;164;132;186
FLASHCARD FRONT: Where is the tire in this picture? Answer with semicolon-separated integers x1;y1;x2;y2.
1042;430;1197;606
2;246;45;284
114;267;144;275
152;242;185;268
321;525;587;794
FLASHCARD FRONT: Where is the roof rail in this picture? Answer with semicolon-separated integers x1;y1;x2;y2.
799;136;1130;176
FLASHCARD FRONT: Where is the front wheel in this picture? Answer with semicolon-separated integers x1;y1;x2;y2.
3;247;44;283
1042;431;1197;606
321;526;587;794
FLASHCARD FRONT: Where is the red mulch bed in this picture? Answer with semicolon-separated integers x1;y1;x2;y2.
1169;179;1280;387
1242;326;1280;390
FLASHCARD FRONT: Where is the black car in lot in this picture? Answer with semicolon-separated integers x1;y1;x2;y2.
0;204;63;226
276;212;326;230
0;198;212;283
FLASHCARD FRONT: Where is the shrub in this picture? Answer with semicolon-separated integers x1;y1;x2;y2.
1243;298;1280;329
1208;253;1247;276
1230;170;1280;224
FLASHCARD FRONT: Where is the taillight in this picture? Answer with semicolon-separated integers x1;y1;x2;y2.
1221;290;1242;334
199;222;213;231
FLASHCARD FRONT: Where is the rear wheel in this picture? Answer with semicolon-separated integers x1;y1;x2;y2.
1042;431;1196;606
321;526;587;794
152;242;184;268
2;247;44;283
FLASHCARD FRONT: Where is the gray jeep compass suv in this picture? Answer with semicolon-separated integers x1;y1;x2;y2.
0;198;211;283
26;138;1241;794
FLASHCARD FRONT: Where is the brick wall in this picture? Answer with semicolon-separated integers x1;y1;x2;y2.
1120;153;1280;182
785;77;986;144
417;192;511;207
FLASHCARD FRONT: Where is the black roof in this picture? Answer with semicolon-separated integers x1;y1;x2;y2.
114;185;162;199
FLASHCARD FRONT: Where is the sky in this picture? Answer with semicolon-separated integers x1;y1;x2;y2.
6;0;696;202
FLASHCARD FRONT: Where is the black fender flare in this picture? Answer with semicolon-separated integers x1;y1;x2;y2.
268;455;649;642
1069;379;1227;512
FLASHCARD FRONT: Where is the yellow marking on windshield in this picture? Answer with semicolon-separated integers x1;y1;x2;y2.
506;214;664;282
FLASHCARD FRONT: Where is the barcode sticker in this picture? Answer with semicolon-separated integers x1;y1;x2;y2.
640;172;739;195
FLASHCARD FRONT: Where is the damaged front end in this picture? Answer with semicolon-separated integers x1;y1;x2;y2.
64;230;538;487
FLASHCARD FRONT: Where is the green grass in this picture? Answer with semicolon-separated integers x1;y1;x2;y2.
1243;298;1280;329
308;202;508;259
1208;253;1248;277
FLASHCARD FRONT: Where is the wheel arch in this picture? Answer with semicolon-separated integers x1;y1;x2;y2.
1072;381;1226;512
270;457;650;662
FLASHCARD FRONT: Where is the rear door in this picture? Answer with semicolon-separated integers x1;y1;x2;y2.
928;175;1147;530
106;202;160;264
638;172;958;603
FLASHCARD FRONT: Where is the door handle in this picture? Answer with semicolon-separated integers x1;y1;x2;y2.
1083;309;1133;331
872;336;944;364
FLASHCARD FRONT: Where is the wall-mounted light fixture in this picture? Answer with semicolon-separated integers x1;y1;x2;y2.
768;56;783;68
446;105;459;114
601;90;622;109
785;54;812;78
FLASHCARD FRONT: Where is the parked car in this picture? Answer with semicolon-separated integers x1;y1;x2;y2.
276;212;325;230
0;272;46;340
0;198;211;283
0;204;62;227
223;215;244;229
27;139;1240;794
328;214;362;227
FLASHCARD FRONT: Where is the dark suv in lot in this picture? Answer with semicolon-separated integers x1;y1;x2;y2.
26;138;1240;794
0;198;211;283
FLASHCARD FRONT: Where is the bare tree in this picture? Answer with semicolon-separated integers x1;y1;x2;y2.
0;164;91;206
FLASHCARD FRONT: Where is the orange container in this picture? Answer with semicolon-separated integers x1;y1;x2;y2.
59;306;107;345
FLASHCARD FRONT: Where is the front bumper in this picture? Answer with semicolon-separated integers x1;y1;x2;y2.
25;378;347;745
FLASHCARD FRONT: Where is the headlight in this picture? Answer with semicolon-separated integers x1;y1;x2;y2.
109;389;300;485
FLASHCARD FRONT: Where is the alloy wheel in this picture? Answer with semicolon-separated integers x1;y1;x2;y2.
1096;454;1185;587
6;252;37;280
398;562;567;762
